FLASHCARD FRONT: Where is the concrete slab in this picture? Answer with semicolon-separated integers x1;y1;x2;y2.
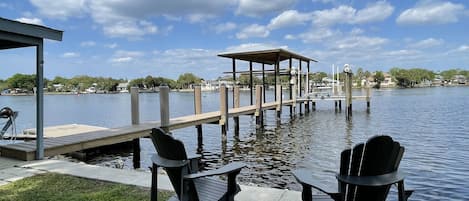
235;185;286;201
278;189;302;201
0;156;23;170
21;160;173;190
21;124;108;138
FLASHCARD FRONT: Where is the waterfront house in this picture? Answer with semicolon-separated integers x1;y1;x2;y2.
117;82;129;92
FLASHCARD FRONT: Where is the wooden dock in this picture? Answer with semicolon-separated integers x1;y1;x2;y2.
0;85;370;161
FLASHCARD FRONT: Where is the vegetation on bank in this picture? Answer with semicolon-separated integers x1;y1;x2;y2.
0;68;467;93
0;173;173;201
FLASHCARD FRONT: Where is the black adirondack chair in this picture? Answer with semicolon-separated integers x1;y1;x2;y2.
150;127;246;201
293;135;413;201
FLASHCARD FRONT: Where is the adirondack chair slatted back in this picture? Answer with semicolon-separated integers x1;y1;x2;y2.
150;128;195;200
339;135;404;201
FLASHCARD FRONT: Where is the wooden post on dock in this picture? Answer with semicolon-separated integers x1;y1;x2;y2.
194;85;203;146
160;85;170;132
130;87;140;169
276;84;282;121
312;101;316;111
220;85;228;142
366;84;371;112
233;86;240;136
344;65;353;120
255;85;263;128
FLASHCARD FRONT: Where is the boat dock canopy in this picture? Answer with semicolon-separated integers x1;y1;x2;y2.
0;17;63;49
218;48;317;65
0;17;63;160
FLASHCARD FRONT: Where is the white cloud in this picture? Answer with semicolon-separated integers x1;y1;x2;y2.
354;1;394;24
30;0;87;20
298;28;338;43
80;41;96;47
312;1;394;26
0;3;8;8
236;24;270;39
105;43;118;49
409;38;443;48
187;14;215;23
62;52;80;58
225;43;288;52
397;1;465;25
101;20;158;39
331;36;388;50
110;50;144;63
284;34;296;40
237;0;296;17
213;22;237;34
268;10;312;30
456;45;469;52
15;17;44;25
111;57;133;63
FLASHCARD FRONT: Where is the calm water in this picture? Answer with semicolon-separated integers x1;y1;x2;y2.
1;87;468;200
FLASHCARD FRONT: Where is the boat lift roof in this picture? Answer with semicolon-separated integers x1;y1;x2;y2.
218;48;317;65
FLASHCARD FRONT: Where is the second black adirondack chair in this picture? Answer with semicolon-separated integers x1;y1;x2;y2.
293;135;413;201
150;127;246;201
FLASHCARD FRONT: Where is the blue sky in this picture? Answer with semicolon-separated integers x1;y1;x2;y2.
1;0;468;80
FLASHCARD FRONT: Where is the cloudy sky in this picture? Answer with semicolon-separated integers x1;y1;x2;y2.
1;0;468;80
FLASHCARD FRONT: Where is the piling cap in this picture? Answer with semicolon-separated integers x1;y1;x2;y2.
343;64;352;74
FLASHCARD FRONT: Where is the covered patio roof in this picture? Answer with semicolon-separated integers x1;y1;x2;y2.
0;17;63;159
218;48;318;65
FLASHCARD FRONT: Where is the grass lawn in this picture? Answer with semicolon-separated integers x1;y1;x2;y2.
0;173;173;201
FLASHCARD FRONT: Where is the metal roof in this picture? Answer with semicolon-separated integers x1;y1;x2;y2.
0;17;63;49
218;48;318;65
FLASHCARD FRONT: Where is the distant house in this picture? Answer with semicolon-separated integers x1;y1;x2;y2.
380;73;396;87
116;82;129;92
52;84;64;92
453;75;466;84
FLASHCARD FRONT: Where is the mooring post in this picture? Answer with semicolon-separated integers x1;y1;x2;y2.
220;85;228;143
366;84;371;112
130;87;140;169
312;101;316;111
339;100;342;110
233;85;240;136
255;85;263;129
159;85;170;132
276;84;282;121
194;85;203;147
335;100;338;111
344;65;353;120
291;67;297;116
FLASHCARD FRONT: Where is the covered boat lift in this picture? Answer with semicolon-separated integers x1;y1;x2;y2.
218;48;318;113
0;17;63;159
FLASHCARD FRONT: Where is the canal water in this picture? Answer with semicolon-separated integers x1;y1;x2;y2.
1;87;468;200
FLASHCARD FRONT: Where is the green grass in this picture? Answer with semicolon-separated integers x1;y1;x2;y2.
0;173;173;201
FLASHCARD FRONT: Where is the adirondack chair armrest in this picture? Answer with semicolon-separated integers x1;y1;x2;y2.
151;154;189;168
292;169;338;195
336;170;405;187
183;162;246;180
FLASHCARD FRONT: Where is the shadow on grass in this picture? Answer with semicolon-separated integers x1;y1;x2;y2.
0;173;173;201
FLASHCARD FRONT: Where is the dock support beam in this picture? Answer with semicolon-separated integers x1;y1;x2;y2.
194;85;203;147
130;87;140;169
220;85;228;143
255;85;263;129
160;85;170;132
366;85;371;113
233;86;240;136
344;65;353;120
276;84;282;121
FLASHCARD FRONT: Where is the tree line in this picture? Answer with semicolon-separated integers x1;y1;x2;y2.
0;68;466;93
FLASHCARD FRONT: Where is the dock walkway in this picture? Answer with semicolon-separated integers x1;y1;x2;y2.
0;99;293;160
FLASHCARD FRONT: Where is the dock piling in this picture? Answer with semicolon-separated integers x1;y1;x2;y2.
194;86;203;146
220;85;228;142
130;87;140;169
276;84;282;121
255;85;264;128
159;85;170;132
344;65;353;120
234;86;240;135
366;85;371;112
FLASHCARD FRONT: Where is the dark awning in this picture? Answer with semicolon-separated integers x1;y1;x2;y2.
218;48;318;65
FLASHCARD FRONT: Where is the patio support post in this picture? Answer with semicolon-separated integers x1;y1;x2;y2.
35;40;44;160
249;61;253;105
